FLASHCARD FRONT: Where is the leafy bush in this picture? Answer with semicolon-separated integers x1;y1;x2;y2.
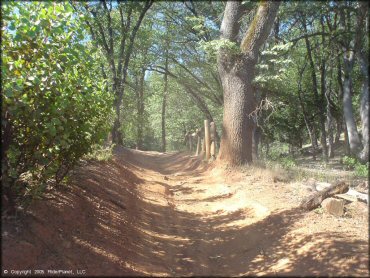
342;156;357;170
279;157;297;169
2;2;113;206
354;162;369;178
342;156;369;178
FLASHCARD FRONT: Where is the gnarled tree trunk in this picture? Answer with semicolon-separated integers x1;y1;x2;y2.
217;1;280;165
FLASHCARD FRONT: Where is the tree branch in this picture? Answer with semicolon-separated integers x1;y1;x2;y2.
241;1;281;58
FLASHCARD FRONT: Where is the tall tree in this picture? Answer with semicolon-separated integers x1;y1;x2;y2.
300;13;328;162
338;2;362;154
75;1;153;145
217;1;280;165
355;2;369;162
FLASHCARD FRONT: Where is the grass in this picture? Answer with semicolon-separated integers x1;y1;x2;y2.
84;144;115;161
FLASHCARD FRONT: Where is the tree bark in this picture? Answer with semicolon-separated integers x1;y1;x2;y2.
320;17;329;161
342;53;362;154
339;6;363;154
334;55;344;145
326;62;335;158
326;89;335;158
217;1;280;165
357;51;369;162
355;3;369;162
343;119;351;156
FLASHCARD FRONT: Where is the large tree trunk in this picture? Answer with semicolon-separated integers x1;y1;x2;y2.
339;6;363;155
342;55;362;154
354;1;369;162
217;1;280;165
357;51;369;162
354;2;369;162
218;67;256;164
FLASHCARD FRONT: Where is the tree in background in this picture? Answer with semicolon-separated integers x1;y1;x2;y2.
73;1;153;145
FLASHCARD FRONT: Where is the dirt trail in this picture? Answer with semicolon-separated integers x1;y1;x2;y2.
2;147;369;276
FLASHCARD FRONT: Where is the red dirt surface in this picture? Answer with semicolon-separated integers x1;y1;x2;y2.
2;147;369;276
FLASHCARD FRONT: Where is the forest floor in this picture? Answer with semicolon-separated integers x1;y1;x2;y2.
2;147;369;276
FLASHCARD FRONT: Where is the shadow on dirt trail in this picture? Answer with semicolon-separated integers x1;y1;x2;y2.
2;147;368;277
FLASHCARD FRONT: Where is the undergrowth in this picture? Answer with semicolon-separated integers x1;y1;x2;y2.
84;144;115;161
342;156;369;178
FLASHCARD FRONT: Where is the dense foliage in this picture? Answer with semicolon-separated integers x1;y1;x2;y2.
2;2;113;204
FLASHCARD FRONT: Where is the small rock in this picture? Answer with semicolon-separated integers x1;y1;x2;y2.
321;198;345;217
164;176;169;181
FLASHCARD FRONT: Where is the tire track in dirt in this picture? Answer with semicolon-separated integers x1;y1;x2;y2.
2;147;368;277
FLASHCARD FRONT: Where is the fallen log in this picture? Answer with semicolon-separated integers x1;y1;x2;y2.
300;180;349;211
315;182;368;204
342;188;368;203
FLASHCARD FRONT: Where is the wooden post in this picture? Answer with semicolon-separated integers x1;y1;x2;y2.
195;129;201;156
185;131;189;150
204;120;211;160
210;122;216;159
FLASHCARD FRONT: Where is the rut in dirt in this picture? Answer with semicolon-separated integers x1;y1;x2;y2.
2;147;368;277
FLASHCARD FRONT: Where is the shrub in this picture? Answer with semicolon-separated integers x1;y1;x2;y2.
280;156;297;169
354;162;369;178
342;156;369;178
342;155;357;170
85;144;115;162
2;2;113;208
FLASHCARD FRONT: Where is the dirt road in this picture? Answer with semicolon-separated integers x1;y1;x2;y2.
2;147;368;276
